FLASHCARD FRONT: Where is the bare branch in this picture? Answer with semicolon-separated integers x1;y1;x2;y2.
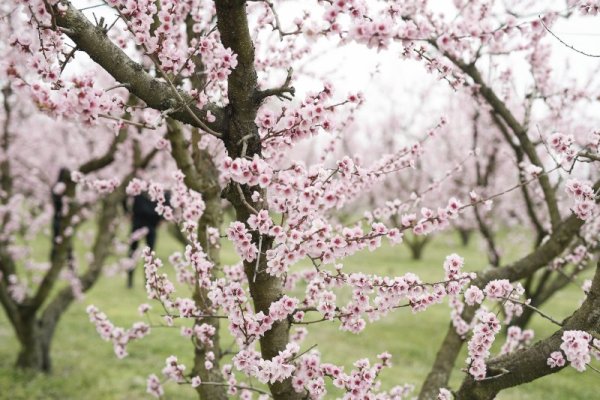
540;18;600;58
257;68;295;101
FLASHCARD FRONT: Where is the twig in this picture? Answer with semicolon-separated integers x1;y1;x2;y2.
253;235;263;282
78;3;106;11
255;0;302;39
180;380;273;397
235;183;259;215
149;55;223;138
540;17;600;58
257;67;295;100
499;296;563;327
478;367;510;381
289;343;318;362
59;45;78;74
98;113;156;130
104;83;131;92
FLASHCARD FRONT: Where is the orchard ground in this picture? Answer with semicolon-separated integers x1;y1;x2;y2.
0;227;596;400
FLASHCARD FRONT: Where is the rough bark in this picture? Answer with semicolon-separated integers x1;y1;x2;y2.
1;86;12;203
15;315;51;371
192;191;227;400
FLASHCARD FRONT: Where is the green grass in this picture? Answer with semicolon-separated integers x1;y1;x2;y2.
0;227;597;399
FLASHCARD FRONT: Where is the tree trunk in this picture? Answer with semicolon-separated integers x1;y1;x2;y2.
457;228;472;247
165;118;228;399
214;1;302;398
405;235;430;260
408;242;424;260
193;187;227;400
15;316;52;372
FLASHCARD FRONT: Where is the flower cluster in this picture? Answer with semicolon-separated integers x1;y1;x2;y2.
547;351;566;369
438;388;453;400
7;274;27;303
227;221;259;262
247;210;274;235
500;326;534;355
577;1;600;15
466;310;501;380
86;305;150;359
222;155;274;188
70;171;120;194
162;355;186;382
146;374;163;398
549;132;576;161
565;179;596;220
549;330;600;372
143;248;176;302
29;76;124;125
464;286;484;306
560;330;593;371
291;350;413;399
233;343;298;384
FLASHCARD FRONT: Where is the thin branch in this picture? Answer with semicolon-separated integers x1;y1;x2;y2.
289;344;318;362
253;235;263;283
579;151;600;162
59;45;78;74
235;184;259;215
257;67;295;101
98;113;156;130
540;18;600;58
149;54;223;138
104;83;131;92
499;296;563;327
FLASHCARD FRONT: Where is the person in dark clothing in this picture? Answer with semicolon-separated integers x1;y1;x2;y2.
125;192;168;288
51;168;73;262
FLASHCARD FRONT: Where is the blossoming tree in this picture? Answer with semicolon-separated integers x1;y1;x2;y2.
2;0;600;399
0;85;162;371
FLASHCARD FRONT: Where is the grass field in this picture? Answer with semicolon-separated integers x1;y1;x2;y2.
0;226;598;399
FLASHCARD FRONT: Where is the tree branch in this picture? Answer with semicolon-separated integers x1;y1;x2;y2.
456;260;600;399
51;1;225;131
418;192;597;400
439;47;562;229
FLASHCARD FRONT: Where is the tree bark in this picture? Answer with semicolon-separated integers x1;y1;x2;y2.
15;316;52;372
